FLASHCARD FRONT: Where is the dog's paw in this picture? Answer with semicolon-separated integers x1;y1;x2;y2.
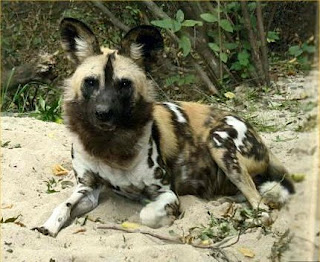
140;203;175;228
32;226;57;237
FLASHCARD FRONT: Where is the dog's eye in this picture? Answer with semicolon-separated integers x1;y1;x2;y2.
84;77;99;88
119;78;132;89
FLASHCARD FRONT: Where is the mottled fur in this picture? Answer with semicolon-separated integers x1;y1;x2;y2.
34;18;294;237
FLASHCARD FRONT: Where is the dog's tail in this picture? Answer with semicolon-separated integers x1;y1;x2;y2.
254;151;295;208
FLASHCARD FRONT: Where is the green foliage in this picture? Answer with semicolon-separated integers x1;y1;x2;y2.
44;177;62;194
200;13;218;23
151;10;202;57
190;206;271;243
287;42;315;70
33;96;62;123
151;19;182;32
43;177;74;194
199;3;260;81
179;35;191;57
267;31;280;43
219;19;233;33
165;74;197;87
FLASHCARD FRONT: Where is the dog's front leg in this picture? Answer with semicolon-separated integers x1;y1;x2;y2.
140;190;180;228
33;171;102;237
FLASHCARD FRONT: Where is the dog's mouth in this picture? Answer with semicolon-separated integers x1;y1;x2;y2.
96;122;116;132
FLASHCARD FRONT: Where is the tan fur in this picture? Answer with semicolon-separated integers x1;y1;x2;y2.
153;104;179;159
179;102;212;138
237;153;268;176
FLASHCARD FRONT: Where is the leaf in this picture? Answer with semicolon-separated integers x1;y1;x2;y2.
151;19;181;32
46;188;59;194
121;221;140;230
201;239;212;245
175;9;184;23
288;45;303;57
248;2;257;11
238;247;255;258
52;164;69;176
72;228;86;234
1;215;21;224
301;43;315;53
226;2;240;11
220;52;228;63
224;92;235;99
267;31;280;43
182;20;203;27
208;42;220;52
179;35;192;57
15;221;26;227
290;173;305;183
200;13;218;23
225;42;238;50
219;19;233;33
1;204;13;209
230;61;242;71
1;141;10;147
238;50;250;66
55;118;63;124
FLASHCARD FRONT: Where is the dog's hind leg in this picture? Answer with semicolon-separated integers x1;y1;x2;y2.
208;148;269;211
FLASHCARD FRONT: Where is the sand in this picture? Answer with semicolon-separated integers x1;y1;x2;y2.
1;71;318;262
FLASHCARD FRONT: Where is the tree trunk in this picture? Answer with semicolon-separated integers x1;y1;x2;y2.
256;2;270;86
240;1;265;86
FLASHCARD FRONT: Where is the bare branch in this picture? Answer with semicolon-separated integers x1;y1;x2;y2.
90;1;130;32
142;1;170;20
256;2;270;86
191;61;219;94
97;223;237;249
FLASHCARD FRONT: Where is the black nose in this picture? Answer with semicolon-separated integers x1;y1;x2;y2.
95;105;113;122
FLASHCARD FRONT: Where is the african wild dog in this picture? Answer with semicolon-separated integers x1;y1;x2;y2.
33;18;294;237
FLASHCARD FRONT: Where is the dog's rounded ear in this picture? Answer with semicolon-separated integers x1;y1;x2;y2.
119;25;164;71
60;18;101;64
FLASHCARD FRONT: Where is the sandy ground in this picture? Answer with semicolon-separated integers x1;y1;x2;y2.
1;71;319;262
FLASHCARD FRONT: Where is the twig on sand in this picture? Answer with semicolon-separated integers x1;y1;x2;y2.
97;223;238;250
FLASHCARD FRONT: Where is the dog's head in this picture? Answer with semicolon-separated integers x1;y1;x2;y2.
60;18;163;132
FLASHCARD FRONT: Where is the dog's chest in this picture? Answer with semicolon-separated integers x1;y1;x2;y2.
72;138;169;200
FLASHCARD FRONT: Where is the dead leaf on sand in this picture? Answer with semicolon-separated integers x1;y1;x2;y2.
52;164;69;176
72;228;86;234
238;247;255;258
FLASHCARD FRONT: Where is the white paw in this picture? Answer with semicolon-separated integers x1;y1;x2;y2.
140;202;175;228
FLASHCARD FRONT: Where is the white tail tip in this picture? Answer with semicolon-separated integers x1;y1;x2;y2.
259;181;290;208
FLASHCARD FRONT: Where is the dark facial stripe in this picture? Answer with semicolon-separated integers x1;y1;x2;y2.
104;52;115;86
